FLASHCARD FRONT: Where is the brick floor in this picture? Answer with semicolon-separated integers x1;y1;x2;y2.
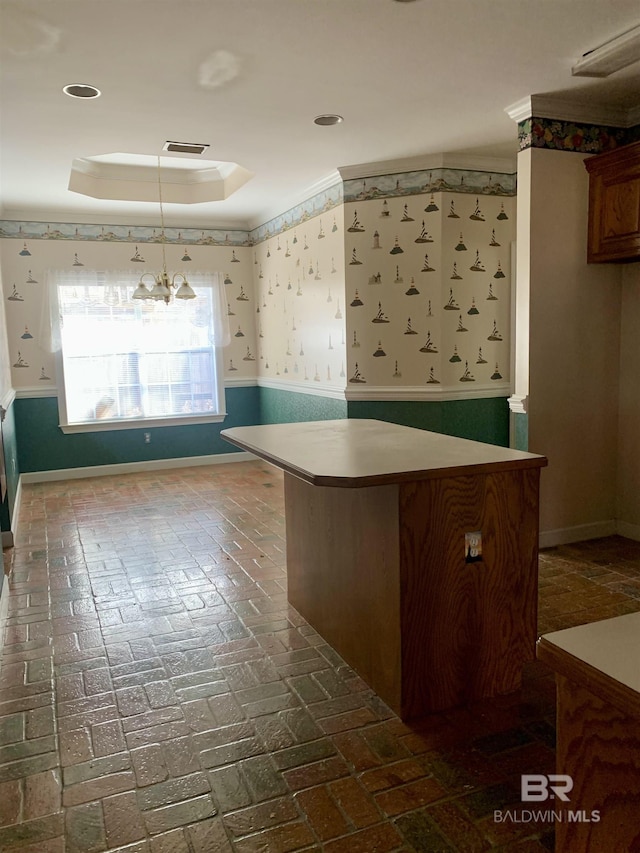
1;460;639;851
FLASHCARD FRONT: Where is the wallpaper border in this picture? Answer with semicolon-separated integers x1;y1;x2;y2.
517;118;640;154
0;221;251;247
0;166;519;249
342;168;516;204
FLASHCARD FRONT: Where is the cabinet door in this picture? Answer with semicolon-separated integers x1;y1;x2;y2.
586;142;640;263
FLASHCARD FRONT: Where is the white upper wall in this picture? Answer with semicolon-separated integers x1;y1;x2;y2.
617;264;640;535
524;147;622;538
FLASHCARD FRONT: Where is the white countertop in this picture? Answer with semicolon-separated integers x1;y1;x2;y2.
539;611;640;696
221;419;547;487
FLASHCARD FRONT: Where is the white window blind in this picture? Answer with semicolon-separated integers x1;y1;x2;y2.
44;270;229;432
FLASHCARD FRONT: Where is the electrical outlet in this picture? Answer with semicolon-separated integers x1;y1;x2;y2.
465;531;482;563
144;432;151;444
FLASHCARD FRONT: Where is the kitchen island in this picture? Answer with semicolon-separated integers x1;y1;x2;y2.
537;613;640;852
222;419;547;719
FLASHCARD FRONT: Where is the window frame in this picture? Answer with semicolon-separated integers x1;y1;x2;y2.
51;271;228;434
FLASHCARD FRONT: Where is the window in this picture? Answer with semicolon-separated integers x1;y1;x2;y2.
47;270;229;433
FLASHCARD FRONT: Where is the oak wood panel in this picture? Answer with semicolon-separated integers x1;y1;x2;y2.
553;674;640;853
284;473;402;712
398;467;541;717
585;139;640;263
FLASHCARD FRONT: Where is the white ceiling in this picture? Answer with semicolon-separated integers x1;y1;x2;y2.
1;0;639;230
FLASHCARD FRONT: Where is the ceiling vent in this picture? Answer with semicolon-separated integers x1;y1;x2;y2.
163;141;210;155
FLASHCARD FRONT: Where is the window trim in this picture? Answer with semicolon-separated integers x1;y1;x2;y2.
50;270;229;434
58;413;227;435
55;346;227;433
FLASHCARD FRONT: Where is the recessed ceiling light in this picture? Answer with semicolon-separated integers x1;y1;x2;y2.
314;114;344;126
63;83;101;99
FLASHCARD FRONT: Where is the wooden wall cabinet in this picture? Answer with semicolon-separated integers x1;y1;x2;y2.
585;140;640;263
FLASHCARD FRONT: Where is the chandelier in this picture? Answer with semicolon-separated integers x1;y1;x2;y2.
132;155;196;304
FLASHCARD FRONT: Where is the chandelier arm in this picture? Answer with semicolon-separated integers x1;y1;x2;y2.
139;272;159;285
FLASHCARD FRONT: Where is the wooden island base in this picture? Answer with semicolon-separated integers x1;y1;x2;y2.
222;419;546;720
285;467;542;719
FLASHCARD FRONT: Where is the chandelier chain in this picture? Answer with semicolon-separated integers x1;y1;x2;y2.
157;154;168;272
132;154;196;302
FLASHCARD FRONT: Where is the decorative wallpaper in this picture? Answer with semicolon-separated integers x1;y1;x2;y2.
0;220;251;247
0;161;517;401
517;118;639;154
0;267;12;405
0;238;257;389
343;190;515;392
343;168;516;203
0;180;344;252
219;246;258;380
251;206;347;391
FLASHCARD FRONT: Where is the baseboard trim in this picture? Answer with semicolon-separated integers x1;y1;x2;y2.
20;451;258;484
1;477;22;549
539;519;617;549
0;568;10;669
614;520;640;542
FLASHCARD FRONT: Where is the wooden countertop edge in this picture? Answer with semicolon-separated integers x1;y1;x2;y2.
537;635;640;720
222;431;547;488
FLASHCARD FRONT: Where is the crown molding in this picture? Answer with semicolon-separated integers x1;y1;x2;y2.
505;95;637;128
248;170;342;232
339;152;516;181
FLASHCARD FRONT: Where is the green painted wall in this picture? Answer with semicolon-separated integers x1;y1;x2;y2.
12;384;508;477
347;396;510;446
258;387;347;424
0;401;19;531
513;412;528;451
14;386;260;473
255;387;508;446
